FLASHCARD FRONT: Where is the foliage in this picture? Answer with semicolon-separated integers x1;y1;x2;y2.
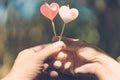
0;0;120;78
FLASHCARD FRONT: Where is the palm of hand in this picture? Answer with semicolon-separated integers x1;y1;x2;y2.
52;36;100;75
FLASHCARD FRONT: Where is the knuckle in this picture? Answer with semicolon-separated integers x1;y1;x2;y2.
19;49;32;55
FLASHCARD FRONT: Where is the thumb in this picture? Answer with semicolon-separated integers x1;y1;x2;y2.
74;48;100;74
74;62;98;74
37;41;65;61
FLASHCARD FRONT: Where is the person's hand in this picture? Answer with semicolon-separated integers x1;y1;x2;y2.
52;37;120;80
2;41;65;80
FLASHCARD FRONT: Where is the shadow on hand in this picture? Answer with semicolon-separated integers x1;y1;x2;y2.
36;36;103;80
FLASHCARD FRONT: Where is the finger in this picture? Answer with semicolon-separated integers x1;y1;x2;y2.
53;60;62;69
55;51;67;61
63;52;74;71
36;41;65;61
50;70;59;78
43;63;49;71
53;51;68;69
52;36;90;52
64;62;71;69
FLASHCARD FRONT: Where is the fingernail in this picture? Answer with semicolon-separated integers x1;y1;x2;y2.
50;71;58;78
53;60;62;69
56;52;66;60
64;62;71;69
74;68;79;73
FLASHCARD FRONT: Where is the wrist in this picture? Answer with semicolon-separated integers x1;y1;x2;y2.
95;53;120;80
1;72;29;80
1;73;21;80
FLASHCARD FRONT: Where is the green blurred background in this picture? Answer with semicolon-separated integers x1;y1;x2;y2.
0;0;120;78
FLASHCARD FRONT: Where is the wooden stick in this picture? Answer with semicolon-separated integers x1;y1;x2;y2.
51;20;57;37
59;23;66;41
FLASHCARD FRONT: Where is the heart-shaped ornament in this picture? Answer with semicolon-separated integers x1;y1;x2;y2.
59;5;79;23
40;2;59;20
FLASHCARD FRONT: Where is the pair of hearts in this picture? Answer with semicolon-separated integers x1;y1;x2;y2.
40;3;79;23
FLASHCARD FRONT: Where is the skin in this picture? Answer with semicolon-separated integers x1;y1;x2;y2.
2;41;65;80
2;37;120;80
53;37;120;80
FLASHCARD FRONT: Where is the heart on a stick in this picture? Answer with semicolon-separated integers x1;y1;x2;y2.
59;5;79;23
40;2;59;20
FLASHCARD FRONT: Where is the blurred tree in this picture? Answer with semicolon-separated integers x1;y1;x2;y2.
0;0;120;79
97;0;120;58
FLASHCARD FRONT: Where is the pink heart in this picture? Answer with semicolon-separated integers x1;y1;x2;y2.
40;2;59;20
59;6;79;23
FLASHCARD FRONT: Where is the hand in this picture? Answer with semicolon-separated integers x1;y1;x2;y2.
2;41;65;80
53;37;120;80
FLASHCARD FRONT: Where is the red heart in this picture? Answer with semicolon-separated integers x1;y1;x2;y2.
40;3;59;20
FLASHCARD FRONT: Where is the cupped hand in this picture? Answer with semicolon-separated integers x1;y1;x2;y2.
52;36;120;80
2;41;65;80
